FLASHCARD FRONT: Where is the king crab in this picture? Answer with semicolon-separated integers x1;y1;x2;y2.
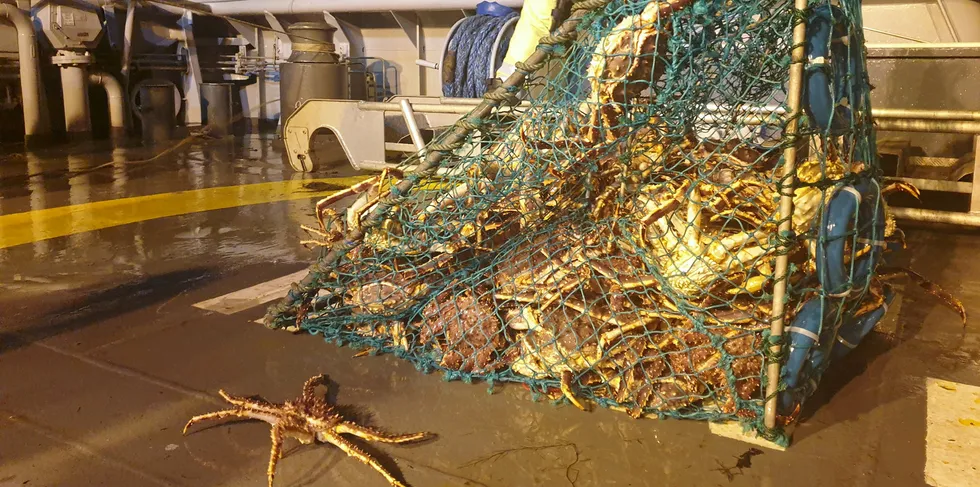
183;374;432;487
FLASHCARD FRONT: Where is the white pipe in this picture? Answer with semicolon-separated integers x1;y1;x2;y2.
867;42;980;49
891;208;980;227
61;65;92;137
0;3;49;142
360;102;473;114
399;99;427;159
198;0;524;15
122;0;137;76
89;71;126;134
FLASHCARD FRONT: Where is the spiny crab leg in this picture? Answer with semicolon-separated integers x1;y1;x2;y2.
348;168;405;233
881;181;921;200
313;175;382;231
334;423;429;444
560;370;589;411
299;218;343;248
878;266;967;324
302;168;404;248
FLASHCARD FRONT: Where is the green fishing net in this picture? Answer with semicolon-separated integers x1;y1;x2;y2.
266;0;893;439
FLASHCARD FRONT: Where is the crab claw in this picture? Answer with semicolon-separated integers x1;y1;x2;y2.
560;370;589;411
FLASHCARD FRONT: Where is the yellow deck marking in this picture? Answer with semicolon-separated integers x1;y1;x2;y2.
0;177;369;249
926;378;980;486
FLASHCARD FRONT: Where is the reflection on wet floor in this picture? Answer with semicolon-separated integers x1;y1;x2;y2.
0;135;363;295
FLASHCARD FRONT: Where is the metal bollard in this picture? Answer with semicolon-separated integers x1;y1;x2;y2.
139;83;175;145
201;82;234;137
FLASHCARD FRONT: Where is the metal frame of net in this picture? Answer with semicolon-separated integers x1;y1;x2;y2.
264;0;900;443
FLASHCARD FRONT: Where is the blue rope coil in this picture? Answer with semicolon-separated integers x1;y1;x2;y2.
443;13;518;98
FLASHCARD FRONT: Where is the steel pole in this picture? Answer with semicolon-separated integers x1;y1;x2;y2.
891;208;980;227
764;0;809;431
875;119;980;134
201;82;234;137
0;3;49;144
399;99;427;159
61;64;92;139
140;83;176;144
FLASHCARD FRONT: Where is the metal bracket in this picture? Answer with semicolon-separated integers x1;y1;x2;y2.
283;99;387;172
227;19;258;47
101;2;123;50
264;11;289;57
263;11;288;39
322;11;350;59
283;97;482;172
390;11;426;95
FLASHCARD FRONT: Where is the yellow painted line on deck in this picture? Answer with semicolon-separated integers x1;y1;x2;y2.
0;177;370;249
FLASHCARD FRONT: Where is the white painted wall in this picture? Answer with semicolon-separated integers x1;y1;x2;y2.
346;12;462;97
863;0;980;43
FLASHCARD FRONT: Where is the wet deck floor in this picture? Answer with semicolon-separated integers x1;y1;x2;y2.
1;135;979;487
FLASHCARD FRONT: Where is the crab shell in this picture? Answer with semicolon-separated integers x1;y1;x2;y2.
419;285;508;374
510;304;603;379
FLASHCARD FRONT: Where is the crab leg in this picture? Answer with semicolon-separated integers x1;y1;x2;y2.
597;313;678;351
182;409;240;434
334;422;428;444
640;179;690;225
302;374;329;404
878;266;967;324
881;181;920;199
684;186;704;252
537;274;588;310
267;426;284;487
318;431;408;487
494;291;537;303
300;226;345;248
313;175;382;228
348;168;404;232
560;370;589;411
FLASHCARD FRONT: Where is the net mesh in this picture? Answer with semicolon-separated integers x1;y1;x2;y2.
269;0;893;438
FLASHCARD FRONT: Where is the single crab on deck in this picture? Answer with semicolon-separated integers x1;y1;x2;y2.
183;374;431;487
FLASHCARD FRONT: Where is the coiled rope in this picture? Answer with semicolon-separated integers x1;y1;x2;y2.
443;13;519;98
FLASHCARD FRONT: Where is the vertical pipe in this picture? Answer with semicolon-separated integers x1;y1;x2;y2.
399;98;427;159
0;3;49;143
764;0;809;431
201;82;234;137
121;0;137;133
89;72;126;139
61;65;92;139
121;0;138;77
971;135;980;213
140;83;176;144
